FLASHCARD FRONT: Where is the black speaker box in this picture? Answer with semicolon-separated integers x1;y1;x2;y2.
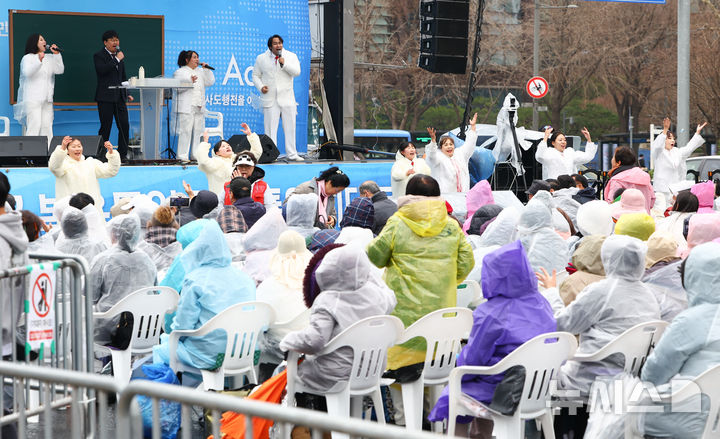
226;134;280;164
420;0;470;19
418;54;467;74
0;136;49;166
420;18;469;38
420;35;468;57
49;135;104;159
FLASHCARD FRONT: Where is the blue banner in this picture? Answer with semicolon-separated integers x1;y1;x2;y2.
5;162;394;225
0;0;311;156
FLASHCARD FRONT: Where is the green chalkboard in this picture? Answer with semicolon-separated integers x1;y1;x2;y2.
9;10;164;105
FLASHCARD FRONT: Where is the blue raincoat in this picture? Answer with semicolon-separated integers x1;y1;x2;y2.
429;240;556;422
153;221;256;370
641;242;720;438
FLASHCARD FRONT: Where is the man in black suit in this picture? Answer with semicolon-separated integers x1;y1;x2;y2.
94;30;132;161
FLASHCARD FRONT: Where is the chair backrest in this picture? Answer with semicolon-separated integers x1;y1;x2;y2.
104;286;179;353
318;315;404;395
672;364;720;439
198;301;274;374
0;116;9;136
399;307;473;383
493;332;578;416
270;308;311;332
599;320;669;375
457;280;482;308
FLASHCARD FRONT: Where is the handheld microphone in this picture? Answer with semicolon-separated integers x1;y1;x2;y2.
46;44;63;53
201;63;215;71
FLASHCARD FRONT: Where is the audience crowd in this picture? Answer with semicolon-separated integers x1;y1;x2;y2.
1;128;719;439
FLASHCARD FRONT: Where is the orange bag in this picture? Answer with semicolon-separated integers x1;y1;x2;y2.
208;369;288;439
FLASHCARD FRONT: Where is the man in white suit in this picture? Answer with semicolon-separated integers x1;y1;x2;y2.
253;35;303;161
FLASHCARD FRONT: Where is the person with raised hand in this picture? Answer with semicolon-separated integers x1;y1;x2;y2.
535;126;597;180
48;136;120;211
651;117;707;197
425;113;478;193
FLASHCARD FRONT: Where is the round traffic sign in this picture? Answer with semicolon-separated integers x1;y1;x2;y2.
32;273;52;318
526;76;549;99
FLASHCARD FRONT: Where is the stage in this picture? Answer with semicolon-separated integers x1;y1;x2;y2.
4;160;395;223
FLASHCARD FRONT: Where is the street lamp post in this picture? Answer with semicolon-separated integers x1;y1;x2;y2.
532;2;577;131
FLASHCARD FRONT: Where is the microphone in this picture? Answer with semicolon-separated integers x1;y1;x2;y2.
201;63;215;71
47;44;63;53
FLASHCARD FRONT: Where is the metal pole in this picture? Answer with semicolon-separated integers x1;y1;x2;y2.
342;0;355;160
629;106;633;155
532;0;540;131
677;0;690;147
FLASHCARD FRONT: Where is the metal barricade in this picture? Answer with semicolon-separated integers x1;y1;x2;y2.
0;254;96;436
0;360;119;439
0;360;444;439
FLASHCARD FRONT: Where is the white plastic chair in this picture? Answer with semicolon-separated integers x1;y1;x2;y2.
0;116;9;136
169;301;274;391
397;307;474;431
285;315;405;439
657;364;720;439
572;320;668;375
457;280;483;308
447;332;578;438
205;110;224;140
270;308;311;333
93;286;179;384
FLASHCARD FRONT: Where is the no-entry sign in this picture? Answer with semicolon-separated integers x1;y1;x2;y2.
526;76;549;99
26;265;56;351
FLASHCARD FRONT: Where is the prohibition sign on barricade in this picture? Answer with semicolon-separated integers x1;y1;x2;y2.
26;264;57;355
526;76;549;99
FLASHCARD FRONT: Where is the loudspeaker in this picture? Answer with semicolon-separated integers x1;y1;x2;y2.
226;134;280;164
49;135;104;159
419;54;467;74
418;0;470;74
0;136;49;166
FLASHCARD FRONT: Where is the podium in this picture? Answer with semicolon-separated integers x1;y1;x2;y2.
113;78;192;160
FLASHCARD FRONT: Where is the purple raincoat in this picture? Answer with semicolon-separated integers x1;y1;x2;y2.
428;240;556;423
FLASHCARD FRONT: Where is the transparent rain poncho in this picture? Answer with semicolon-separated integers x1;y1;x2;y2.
576;200;614;237
285;193;320;239
544;235;661;396
641;242;720;438
56;207;108;265
517;199;569;277
280;244;396;392
244;209;288;284
91;214;157;345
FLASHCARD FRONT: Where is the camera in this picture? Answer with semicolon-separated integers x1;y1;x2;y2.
169;196;190;207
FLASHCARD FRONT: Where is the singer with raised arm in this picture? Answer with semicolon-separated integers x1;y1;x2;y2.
14;34;64;141
173;50;215;163
94;30;132;163
253;34;303;161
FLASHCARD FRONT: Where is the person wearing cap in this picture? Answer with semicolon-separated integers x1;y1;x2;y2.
224;144;276;211
614;212;656;241
195;123;260;201
611;188;648;220
189;189;219;220
651;117;707;198
535;126;596;180
48;136;120;211
226;177;265;229
425;113;478;194
525;179;551;200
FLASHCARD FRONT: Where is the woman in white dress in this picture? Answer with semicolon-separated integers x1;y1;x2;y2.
535;126;596;180
14;34;64;140
390;141;431;199
651;117;707;197
425;113;478;194
173;50;215;162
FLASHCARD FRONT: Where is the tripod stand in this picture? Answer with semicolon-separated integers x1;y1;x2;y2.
160;90;176;160
490;105;528;194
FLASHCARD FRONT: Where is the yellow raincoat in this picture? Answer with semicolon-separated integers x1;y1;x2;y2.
367;195;474;369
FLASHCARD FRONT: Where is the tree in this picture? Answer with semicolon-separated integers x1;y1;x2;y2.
690;0;720;138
